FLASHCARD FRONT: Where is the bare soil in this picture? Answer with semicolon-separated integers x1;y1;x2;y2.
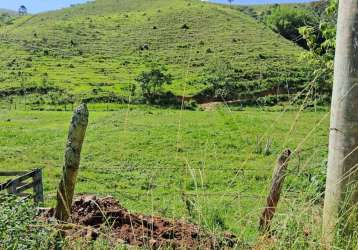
44;195;237;249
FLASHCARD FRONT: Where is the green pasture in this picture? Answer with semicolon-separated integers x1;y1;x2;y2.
0;106;329;245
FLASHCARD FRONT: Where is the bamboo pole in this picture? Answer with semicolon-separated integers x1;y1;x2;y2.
323;1;358;245
55;103;89;221
259;149;291;232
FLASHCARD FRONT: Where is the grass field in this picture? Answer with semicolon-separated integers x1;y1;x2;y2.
0;105;330;246
0;0;337;247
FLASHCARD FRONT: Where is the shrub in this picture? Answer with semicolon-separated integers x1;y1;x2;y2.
135;66;172;102
181;23;189;29
197;62;244;100
183;100;198;110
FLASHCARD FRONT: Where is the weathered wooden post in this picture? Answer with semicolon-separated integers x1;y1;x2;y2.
259;149;291;232
323;1;358;245
33;169;44;203
55;103;89;221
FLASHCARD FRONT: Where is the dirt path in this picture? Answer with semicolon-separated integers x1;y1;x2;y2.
200;99;243;111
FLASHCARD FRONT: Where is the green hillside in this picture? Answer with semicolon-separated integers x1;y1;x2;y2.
0;0;309;106
0;8;16;15
248;2;313;13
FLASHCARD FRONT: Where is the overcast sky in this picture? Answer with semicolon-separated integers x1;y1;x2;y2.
0;0;314;14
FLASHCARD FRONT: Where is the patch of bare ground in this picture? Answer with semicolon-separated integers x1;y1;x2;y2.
200;100;243;111
200;102;223;111
43;195;237;249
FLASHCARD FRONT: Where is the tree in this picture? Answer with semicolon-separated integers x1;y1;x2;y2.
135;66;172;101
299;0;337;100
322;0;358;246
264;5;318;49
18;5;27;16
227;0;234;7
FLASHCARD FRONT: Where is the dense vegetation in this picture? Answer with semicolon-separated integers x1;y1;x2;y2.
261;5;317;49
238;0;337;105
0;195;54;249
0;0;309;108
299;0;337;101
241;1;330;49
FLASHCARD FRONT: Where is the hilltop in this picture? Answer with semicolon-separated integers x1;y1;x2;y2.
0;8;16;15
0;0;309;106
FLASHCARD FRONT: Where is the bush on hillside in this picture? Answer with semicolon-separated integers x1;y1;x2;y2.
135;66;173;103
197;62;244;101
82;91;127;104
181;23;189;29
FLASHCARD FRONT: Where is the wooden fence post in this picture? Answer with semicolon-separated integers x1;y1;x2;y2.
33;169;44;203
259;149;292;232
55;103;89;222
0;169;44;203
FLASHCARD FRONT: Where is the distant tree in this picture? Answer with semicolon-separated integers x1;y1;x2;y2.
228;0;234;7
135;66;172;101
18;5;27;16
273;3;280;9
264;6;318;49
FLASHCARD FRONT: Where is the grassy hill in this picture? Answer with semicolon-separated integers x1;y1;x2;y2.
248;2;314;12
0;0;309;106
0;8;16;15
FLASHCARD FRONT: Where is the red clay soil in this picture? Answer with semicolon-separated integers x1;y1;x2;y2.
44;196;236;249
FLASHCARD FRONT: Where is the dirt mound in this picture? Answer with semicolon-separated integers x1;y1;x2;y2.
46;196;236;249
